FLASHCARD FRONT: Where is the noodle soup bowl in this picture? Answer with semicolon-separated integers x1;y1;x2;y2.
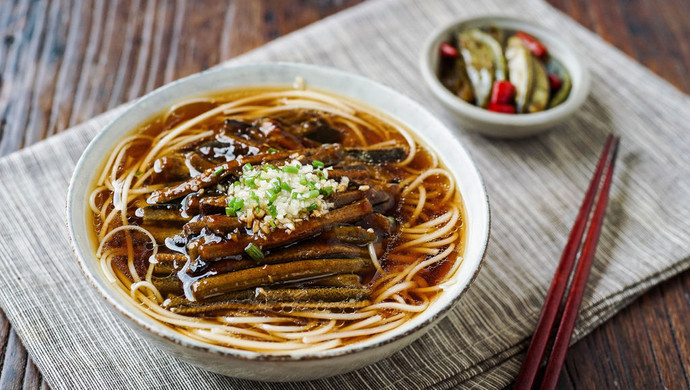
67;63;490;381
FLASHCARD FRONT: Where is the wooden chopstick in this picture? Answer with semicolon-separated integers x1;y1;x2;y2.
514;135;621;390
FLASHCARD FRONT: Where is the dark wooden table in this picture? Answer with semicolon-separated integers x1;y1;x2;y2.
0;1;688;389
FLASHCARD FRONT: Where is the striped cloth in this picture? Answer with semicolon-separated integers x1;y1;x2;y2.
0;0;688;388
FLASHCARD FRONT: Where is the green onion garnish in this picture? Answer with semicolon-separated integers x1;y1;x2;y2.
266;189;278;204
269;204;277;217
243;177;256;188
312;160;324;168
229;197;244;211
225;206;236;216
299;174;308;185
291;192;298;200
244;243;264;262
281;182;292;192
249;191;259;203
306;181;317;190
271;179;282;193
214;167;225;176
263;164;275;171
233;181;240;187
269;221;277;228
268;147;278;154
135;171;143;177
242;163;253;172
306;189;320;199
320;186;333;196
307;203;318;212
282;165;299;174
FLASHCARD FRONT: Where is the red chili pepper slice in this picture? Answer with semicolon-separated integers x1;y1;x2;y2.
515;31;548;59
548;73;562;91
490;81;517;104
487;102;517;114
439;42;459;58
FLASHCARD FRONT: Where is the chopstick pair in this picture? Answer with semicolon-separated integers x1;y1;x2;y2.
514;134;621;390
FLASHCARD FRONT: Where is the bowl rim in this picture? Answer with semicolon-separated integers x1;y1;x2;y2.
419;15;591;127
66;62;491;363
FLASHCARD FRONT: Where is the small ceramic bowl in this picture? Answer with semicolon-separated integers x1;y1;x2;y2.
420;16;591;138
67;63;490;381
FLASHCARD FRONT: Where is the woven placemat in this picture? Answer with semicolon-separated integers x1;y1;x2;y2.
0;0;688;388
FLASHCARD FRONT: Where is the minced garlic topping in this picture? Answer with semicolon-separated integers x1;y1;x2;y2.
225;160;349;233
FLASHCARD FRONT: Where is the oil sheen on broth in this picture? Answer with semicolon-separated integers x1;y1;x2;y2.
89;86;465;353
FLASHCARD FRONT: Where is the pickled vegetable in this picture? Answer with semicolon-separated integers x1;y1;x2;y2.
527;60;549;113
505;36;534;113
439;50;475;103
436;26;572;116
546;58;572;108
491;80;516;104
515;31;548;59
458;29;506;107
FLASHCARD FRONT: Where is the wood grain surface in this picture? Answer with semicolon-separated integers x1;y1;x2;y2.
0;1;688;389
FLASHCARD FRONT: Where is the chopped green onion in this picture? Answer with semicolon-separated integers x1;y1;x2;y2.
263;164;275;171
282;165;299;174
312;160;324;168
299;174;308;185
226;198;243;216
306;189;320;199
269;221;277;228
244;243;264;262
266;189;278;204
243;177;256;188
254;206;261;214
320;186;333;196
214;167;225;176
307;203;318;212
135;171;143;177
229;197;244;211
268;147;278;154
268;204;277;218
281;182;292;192
271;179;282;193
306;181;317;190
242;163;253;172
233;181;240;187
291;192;299;200
249;191;259;203
387;216;395;224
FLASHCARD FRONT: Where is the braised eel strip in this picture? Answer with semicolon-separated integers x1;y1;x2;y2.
189;242;379;276
167;299;371;315
197;199;373;260
183;215;244;236
191;257;374;300
345;146;408;163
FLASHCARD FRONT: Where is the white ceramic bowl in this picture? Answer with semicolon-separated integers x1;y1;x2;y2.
420;16;591;138
67;63;490;381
